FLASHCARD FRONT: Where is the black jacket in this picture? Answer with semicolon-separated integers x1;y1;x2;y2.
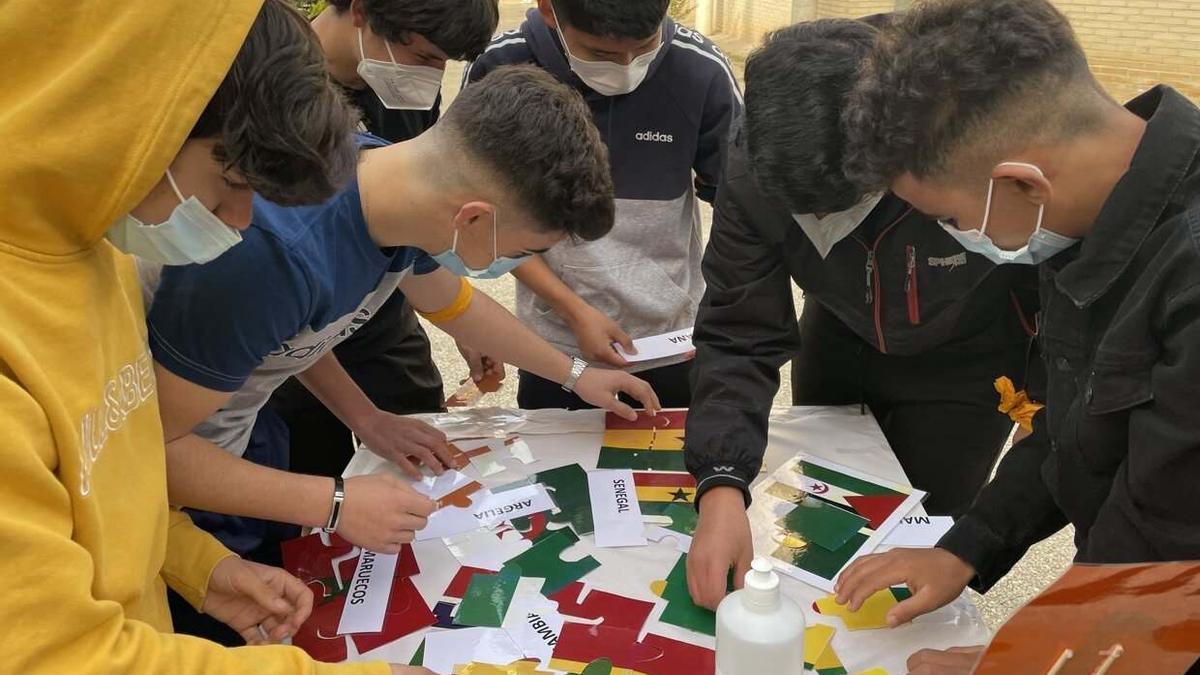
939;86;1200;590
686;125;1038;502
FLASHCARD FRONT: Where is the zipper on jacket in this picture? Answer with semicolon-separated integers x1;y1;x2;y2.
864;251;875;305
852;207;914;354
905;244;921;325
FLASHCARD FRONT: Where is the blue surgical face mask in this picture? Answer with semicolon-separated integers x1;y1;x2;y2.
432;209;529;279
938;162;1078;266
106;169;242;265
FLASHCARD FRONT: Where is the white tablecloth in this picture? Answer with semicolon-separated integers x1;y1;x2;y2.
340;405;991;673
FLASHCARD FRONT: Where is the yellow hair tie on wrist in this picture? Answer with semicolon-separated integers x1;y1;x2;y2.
994;376;1044;433
418;277;474;324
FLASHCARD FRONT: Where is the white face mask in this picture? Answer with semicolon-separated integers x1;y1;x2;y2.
937;162;1078;266
356;29;443;110
792;192;885;259
106;169;243;266
551;10;662;96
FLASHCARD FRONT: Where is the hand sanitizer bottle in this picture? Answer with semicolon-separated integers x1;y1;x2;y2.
715;557;806;675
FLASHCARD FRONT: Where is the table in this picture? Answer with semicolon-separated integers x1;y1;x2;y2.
340;406;992;673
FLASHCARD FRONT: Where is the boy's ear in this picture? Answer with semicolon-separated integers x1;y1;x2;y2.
349;0;368;29
452;201;496;230
537;0;559;30
994;163;1054;207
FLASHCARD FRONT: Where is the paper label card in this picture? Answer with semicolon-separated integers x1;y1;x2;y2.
612;327;694;364
587;470;647;548
881;515;954;548
417;484;556;542
336;549;399;635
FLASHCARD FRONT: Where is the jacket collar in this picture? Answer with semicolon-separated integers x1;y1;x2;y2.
1055;86;1200;307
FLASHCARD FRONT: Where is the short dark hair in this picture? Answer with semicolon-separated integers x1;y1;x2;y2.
745;19;880;214
552;0;669;40
843;0;1109;190
443;65;614;241
329;0;499;60
191;0;359;206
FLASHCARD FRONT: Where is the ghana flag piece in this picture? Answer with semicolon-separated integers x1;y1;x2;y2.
604;409;688;431
602;429;686;450
598;444;686;472
632;471;696;504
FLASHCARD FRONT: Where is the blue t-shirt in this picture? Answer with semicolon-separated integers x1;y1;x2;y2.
144;134;438;456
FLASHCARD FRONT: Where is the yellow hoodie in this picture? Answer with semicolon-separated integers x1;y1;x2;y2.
0;1;385;673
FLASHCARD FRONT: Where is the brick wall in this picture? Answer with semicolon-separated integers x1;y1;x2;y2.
1053;0;1200;101
710;0;1200;103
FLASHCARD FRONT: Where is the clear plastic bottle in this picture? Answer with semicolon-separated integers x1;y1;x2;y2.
715;557;806;675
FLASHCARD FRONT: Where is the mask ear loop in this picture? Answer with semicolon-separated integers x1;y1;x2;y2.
978;176;996;239
490;208;499;265
165;169;188;205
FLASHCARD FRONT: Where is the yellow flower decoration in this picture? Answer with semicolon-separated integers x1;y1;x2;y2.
994;376;1044;433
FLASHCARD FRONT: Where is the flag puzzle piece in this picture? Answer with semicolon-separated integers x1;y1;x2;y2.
813;587;914;631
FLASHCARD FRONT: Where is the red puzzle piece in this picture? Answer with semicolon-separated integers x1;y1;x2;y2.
442;566;496;601
553;622;713;675
281;533;429;661
548;582;655;632
604;410;688;431
844;494;910;530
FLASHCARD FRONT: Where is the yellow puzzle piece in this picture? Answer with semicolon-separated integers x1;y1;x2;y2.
454;661;554;675
602;429;686;450
804;623;836;666
813;588;902;631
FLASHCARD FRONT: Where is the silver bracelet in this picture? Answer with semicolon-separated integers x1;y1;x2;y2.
322;476;345;534
561;356;588;393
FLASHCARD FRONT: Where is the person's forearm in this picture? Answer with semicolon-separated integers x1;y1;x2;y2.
297;351;377;431
512;255;588;320
166;434;333;528
440;290;574;386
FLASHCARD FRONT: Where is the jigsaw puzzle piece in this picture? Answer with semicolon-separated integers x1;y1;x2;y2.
650;553;717;636
551;622;713;675
603;410;687;431
507;464;594;535
548;582;655;632
455;566;522;628
804;623;836;669
812;587;912;631
349;574;437;654
504;529;600;596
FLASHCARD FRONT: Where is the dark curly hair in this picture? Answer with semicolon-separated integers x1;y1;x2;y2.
443;65;615;241
190;0;359;205
745;18;881;215
330;0;499;61
552;0;669;40
843;0;1110;191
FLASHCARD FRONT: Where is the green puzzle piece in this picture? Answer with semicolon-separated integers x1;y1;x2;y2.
409;639;425;666
641;501;698;537
772;531;870;581
503;529;600;596
455;566;521;628
597;447;687;472
507;464;594;535
778;499;869;552
578;659;614;675
657;553;720;636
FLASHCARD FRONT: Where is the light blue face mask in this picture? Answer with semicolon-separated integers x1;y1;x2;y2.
106;169;242;265
431;209;529;279
938;162;1078;266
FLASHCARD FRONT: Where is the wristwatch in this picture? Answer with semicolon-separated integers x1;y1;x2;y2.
561;357;589;393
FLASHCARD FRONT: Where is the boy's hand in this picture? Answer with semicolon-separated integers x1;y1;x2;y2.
337;474;436;553
353;411;452;478
456;341;505;383
202;558;312;645
834;548;976;626
573;367;660;420
687;486;753;609
566;303;634;368
907;646;985;674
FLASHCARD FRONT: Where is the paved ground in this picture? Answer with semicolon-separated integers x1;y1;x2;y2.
425;0;1075;632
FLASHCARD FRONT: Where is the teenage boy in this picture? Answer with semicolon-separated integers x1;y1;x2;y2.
683;18;1039;609
151;67;659;566
465;0;742;409
832;0;1200;660
0;0;426;671
272;0;502;481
